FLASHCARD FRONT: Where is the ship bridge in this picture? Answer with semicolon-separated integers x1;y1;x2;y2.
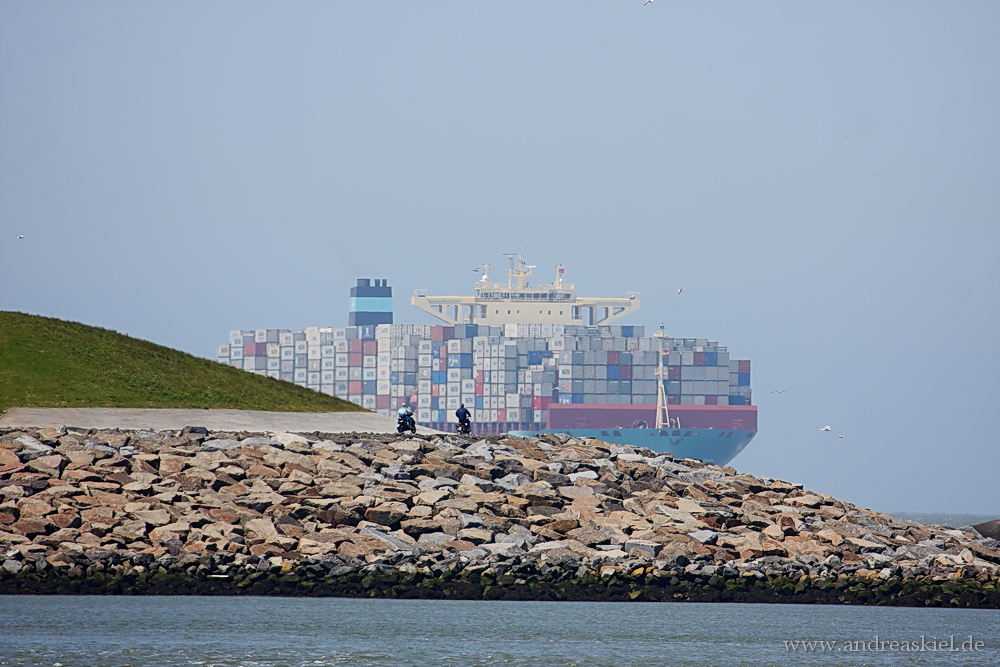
411;251;640;326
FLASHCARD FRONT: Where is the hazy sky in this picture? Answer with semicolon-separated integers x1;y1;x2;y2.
2;2;998;516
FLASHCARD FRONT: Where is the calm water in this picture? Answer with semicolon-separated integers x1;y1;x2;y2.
0;596;996;667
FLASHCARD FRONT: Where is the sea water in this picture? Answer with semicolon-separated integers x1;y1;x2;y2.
0;596;996;666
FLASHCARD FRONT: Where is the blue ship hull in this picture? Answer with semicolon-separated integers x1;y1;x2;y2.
508;427;757;466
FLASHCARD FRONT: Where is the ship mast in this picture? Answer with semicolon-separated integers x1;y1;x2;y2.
654;325;676;429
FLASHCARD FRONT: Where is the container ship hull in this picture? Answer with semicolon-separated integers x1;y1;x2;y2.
510;403;757;466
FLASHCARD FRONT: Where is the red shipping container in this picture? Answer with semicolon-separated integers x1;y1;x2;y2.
439;348;448;358
476;384;484;396
694;351;706;366
363;340;378;355
667;396;680;405
607;351;619;364
348;381;362;395
533;396;541;409
348;352;363;367
738;360;751;373
619;365;632;380
497;409;506;423
348;339;363;353
539;397;551;409
243;343;256;356
476;371;484;383
431;384;439;397
443;326;454;339
430;326;444;341
705;395;718;405
667;366;681;380
376;395;390;409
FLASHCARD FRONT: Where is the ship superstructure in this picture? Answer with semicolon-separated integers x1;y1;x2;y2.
411;250;640;326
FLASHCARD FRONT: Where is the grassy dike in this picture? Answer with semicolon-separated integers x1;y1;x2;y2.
0;312;363;414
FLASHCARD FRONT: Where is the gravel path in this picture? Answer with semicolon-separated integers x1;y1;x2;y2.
0;408;441;435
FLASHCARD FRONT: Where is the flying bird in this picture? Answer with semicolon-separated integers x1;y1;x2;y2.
820;426;832;431
17;234;24;239
771;390;788;394
644;0;653;5
677;288;685;294
838;436;845;439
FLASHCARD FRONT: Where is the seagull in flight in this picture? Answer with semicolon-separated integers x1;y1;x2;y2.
820;425;832;431
771;390;788;394
677;288;685;295
838;435;845;439
644;0;653;5
17;234;24;239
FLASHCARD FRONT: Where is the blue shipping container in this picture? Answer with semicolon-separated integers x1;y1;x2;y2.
705;351;718;366
363;380;376;394
729;395;747;405
572;393;584;404
607;365;620;380
475;396;484;409
621;325;633;337
738;372;751;386
431;397;439;410
528;351;543;365
390;372;399;384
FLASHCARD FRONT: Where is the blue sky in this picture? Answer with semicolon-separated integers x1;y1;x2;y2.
2;2;998;515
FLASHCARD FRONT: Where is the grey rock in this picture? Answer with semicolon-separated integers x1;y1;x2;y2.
417;532;457;545
201;438;240;451
15;435;53;461
238;436;277;448
494;525;538;548
459;474;496;491
85;441;118;456
481;542;525;556
381;464;411;480
568;470;598;482
2;559;22;573
313;440;346;453
688;529;719;545
458;513;486;529
359;526;422;554
494;473;532;491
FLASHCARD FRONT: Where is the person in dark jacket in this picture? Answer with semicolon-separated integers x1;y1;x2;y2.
455;404;471;426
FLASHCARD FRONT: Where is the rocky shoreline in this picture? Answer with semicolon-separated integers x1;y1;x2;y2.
2;426;998;607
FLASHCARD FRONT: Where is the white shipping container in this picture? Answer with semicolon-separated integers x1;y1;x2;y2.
418;408;432;422
461;394;475;406
448;382;461;396
320;384;334;396
267;359;280;371
362;368;377;381
418;394;432;408
377;380;390;395
461;379;475;393
418;354;432;367
363;355;377;368
362;396;376;410
507;408;520;422
217;344;230;357
230;348;243;359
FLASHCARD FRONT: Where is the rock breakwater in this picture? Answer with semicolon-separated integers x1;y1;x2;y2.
2;426;998;607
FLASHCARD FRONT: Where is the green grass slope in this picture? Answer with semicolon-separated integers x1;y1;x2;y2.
0;312;365;414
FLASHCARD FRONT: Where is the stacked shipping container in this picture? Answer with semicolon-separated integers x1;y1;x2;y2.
217;324;751;433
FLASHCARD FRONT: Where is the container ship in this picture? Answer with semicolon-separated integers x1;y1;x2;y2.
216;252;756;464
